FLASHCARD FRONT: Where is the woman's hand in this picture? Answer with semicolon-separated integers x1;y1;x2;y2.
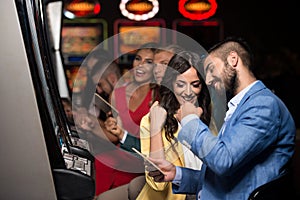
149;101;167;136
104;116;125;141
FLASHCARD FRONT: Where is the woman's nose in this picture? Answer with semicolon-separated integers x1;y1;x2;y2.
185;85;192;95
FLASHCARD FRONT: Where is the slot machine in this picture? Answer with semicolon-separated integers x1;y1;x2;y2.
61;18;108;104
59;0;108;106
9;0;96;199
113;18;166;72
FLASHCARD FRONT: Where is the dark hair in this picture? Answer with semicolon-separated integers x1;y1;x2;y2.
159;51;212;141
134;42;158;60
208;36;255;71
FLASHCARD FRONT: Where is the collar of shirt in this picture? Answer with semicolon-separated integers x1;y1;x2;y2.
224;80;258;122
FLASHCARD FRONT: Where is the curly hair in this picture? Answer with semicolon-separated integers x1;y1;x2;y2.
159;51;212;142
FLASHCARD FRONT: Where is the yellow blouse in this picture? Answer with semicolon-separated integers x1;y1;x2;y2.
137;113;187;200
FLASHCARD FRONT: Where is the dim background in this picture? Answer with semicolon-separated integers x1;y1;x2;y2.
96;0;300;128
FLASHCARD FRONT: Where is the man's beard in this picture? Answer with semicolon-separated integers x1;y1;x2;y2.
223;64;238;102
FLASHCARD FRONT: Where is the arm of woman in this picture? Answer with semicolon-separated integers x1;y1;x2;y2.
149;101;167;159
140;101;170;191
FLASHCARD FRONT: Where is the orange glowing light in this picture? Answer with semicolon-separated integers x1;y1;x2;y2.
126;1;154;14
64;0;101;18
119;0;159;21
178;0;218;20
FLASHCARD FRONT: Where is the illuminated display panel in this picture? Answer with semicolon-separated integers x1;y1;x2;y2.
61;19;107;64
61;19;107;94
114;19;166;67
173;19;223;51
62;26;101;55
65;65;87;93
118;26;161;54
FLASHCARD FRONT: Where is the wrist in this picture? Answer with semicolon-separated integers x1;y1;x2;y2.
119;130;128;144
150;124;163;136
118;129;125;140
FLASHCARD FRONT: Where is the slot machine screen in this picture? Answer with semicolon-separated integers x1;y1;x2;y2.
173;19;224;50
114;19;166;67
61;19;107;96
61;19;107;64
65;64;87;93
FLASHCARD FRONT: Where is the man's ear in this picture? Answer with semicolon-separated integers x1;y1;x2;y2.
227;51;238;67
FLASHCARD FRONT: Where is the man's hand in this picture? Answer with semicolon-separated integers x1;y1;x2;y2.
177;102;203;121
147;157;176;182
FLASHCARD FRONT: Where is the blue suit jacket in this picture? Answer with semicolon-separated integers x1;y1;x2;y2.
174;81;296;199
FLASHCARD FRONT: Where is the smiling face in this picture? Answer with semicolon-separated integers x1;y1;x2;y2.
132;49;155;84
204;54;237;98
173;67;202;105
204;56;224;93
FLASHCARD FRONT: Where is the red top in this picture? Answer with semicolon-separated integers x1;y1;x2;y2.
94;85;155;196
114;85;152;137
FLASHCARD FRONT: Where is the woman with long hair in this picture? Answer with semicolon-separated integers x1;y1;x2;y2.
137;50;217;200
